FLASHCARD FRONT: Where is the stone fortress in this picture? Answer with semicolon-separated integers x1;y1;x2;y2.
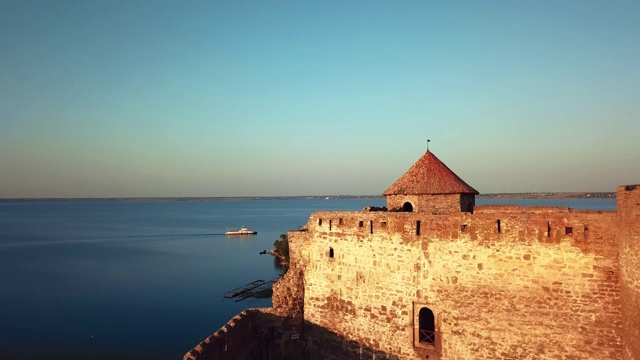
185;151;640;360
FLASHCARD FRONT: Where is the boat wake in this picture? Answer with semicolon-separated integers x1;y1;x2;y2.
0;233;226;248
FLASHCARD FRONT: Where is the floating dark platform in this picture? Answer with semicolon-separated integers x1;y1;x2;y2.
223;279;267;299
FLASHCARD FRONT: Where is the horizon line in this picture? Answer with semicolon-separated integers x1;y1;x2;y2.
0;192;617;202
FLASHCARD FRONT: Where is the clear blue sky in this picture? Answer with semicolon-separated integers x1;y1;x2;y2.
1;0;639;198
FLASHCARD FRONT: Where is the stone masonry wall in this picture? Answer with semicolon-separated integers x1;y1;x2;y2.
297;207;621;359
183;309;266;360
183;308;305;360
269;229;307;360
386;194;461;214
617;185;640;360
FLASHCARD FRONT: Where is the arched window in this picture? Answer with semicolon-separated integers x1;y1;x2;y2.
402;202;414;212
419;307;435;344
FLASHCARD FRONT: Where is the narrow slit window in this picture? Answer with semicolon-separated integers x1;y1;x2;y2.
416;221;421;236
584;225;589;239
329;247;334;258
497;220;501;233
547;221;551;237
329;220;332;231
418;307;435;344
370;220;373;234
339;218;343;225
565;227;573;235
318;219;322;226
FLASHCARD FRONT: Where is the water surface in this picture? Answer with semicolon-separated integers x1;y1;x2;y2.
0;197;614;359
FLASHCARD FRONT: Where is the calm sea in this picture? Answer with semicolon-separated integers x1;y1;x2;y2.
0;197;616;359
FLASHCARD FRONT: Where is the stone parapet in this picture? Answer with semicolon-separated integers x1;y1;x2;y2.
617;185;640;360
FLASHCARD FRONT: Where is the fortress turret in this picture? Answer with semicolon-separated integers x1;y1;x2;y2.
383;150;478;214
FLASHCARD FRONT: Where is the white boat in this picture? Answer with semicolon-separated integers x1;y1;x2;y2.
225;226;257;236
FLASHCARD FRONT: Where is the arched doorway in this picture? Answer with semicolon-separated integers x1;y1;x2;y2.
402;202;414;212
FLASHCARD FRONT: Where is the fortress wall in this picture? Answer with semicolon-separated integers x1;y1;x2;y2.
474;205;571;213
296;208;621;359
617;185;640;360
424;210;621;360
298;211;425;359
183;308;304;360
183;310;262;360
272;230;306;320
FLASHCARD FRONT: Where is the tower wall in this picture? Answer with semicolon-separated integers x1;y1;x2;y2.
386;194;464;214
617;185;640;360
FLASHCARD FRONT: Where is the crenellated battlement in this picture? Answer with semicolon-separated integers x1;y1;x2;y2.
183;308;303;360
307;206;617;250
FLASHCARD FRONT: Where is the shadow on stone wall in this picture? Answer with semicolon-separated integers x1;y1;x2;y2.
303;319;399;360
184;308;399;360
183;309;297;360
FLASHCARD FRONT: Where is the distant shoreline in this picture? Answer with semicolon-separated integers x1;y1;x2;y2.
0;192;616;202
478;192;615;199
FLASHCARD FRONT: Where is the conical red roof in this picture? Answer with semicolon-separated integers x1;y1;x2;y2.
383;151;478;195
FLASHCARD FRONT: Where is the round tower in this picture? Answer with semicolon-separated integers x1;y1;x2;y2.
383;150;478;214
